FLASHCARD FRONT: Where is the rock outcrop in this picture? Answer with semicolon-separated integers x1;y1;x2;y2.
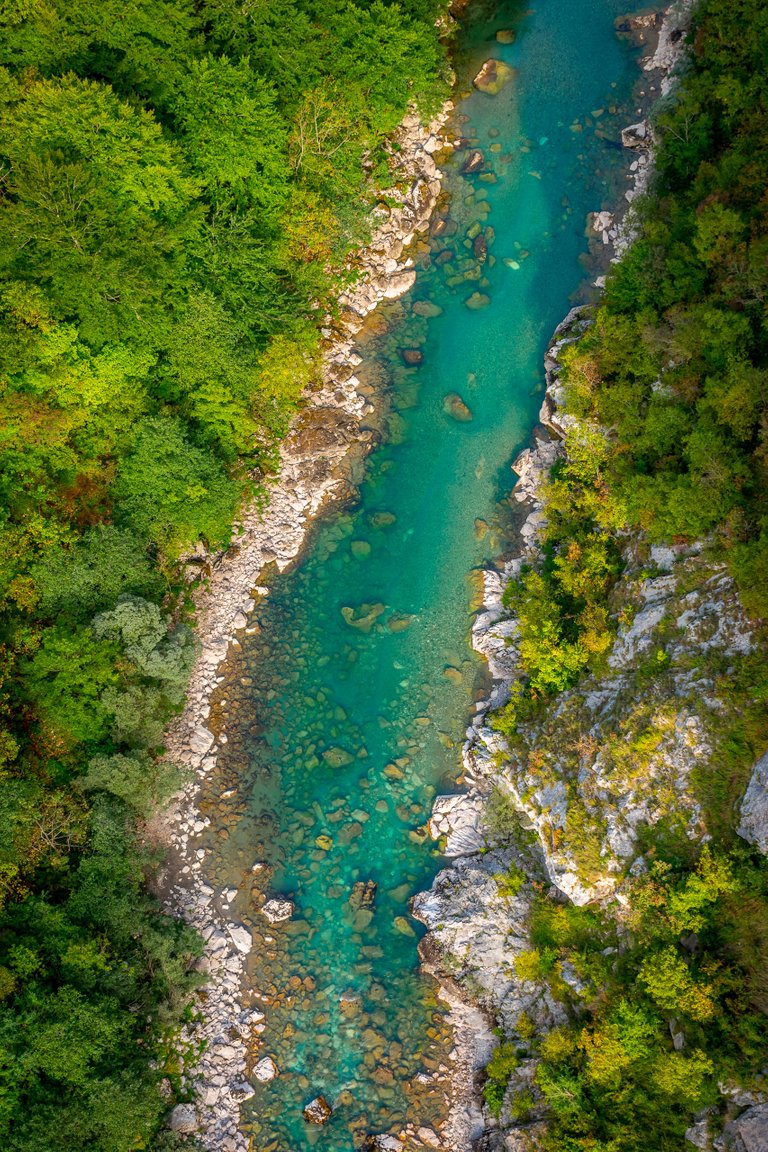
738;752;768;855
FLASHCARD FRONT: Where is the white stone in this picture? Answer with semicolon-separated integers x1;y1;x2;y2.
262;898;294;923
253;1056;278;1082
739;752;768;855
169;1104;197;1133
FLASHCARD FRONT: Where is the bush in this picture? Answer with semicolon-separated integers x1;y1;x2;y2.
112;417;240;557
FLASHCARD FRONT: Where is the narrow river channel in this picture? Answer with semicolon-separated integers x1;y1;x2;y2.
196;2;641;1147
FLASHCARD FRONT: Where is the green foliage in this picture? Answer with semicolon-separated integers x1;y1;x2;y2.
0;0;452;1145
113;417;240;557
23;627;118;753
78;752;181;817
528;846;761;1150
483;1042;518;1118
31;527;165;622
494;863;526;900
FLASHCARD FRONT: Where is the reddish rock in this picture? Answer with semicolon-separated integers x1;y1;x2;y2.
303;1096;332;1125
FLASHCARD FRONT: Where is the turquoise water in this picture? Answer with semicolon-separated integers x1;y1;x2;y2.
201;2;641;1147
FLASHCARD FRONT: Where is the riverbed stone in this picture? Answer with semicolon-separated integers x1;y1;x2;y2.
169;1104;197;1134
262;898;294;923
303;1096;332;1125
253;1056;278;1082
473;58;515;95
465;291;490;310
442;393;473;422
227;924;252;954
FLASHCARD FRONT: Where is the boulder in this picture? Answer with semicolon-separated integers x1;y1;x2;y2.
253;1056;278;1082
400;348;423;366
227;924;252;954
473;58;515;95
366;1137;404;1151
262;897;294;923
169;1104;197;1134
350;880;378;908
473;232;488;262
413;300;443;318
303;1096;332;1125
621;120;650;150
738;751;768;854
496;29;516;43
189;725;215;755
442;393;473;422
417;1127;441;1147
461;149;485;174
465;291;490;310
616;11;662;33
721;1103;768;1151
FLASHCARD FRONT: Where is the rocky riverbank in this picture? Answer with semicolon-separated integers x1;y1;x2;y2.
157;103;454;1152
413;5;708;1149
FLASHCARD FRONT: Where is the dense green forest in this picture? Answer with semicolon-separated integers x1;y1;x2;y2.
490;0;768;1146
0;2;450;1147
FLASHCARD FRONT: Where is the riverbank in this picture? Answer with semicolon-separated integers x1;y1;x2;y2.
157;104;454;1151
413;4;701;1147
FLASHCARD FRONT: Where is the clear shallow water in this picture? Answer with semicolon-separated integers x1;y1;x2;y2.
199;3;640;1147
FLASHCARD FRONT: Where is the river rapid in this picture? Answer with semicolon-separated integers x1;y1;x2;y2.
193;2;643;1148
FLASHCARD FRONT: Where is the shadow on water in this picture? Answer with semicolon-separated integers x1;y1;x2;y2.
196;2;643;1147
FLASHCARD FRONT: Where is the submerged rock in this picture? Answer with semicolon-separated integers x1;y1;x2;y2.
465;291;490;310
413;299;444;318
303;1096;332;1125
461;149;486;174
350;879;378;908
341;602;387;632
400;347;424;366
496;28;516;43
473;58;515;95
322;745;354;768
442;392;473;422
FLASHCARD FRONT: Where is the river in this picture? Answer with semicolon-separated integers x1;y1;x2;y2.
194;2;641;1147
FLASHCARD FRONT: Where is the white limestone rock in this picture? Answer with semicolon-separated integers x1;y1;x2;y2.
169;1104;198;1134
262;897;294;923
738;751;768;855
253;1057;278;1083
227;925;252;955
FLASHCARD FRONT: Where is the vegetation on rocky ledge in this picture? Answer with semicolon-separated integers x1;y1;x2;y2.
486;0;768;1146
0;2;451;1148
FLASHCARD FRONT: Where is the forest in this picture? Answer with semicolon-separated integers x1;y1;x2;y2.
490;0;768;1146
0;2;451;1148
